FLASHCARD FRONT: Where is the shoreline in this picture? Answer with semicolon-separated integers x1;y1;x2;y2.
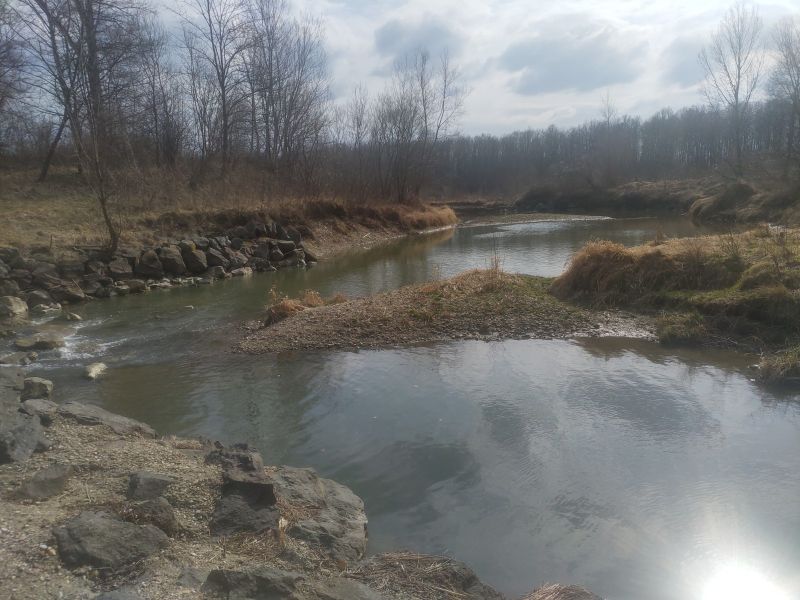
0;370;600;600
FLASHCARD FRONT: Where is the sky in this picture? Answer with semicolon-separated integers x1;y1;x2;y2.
286;0;799;135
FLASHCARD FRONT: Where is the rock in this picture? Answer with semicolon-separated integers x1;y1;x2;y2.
95;587;142;600
285;226;302;244
108;257;133;280
193;237;210;251
26;289;54;308
86;362;107;380
0;412;46;464
269;248;284;262
20;398;58;425
0;247;20;265
14;333;64;351
127;279;148;294
276;240;296;254
0;279;20;296
267;467;367;562
178;240;196;253
114;283;131;296
207;444;278;536
126;497;178;536
246;220;268;238
50;281;87;303
1;351;38;366
65;311;82;321
30;303;61;316
57;402;156;437
158;246;187;276
230;267;253;278
21;376;54;400
224;249;248;269
85;260;108;277
275;223;290;241
177;566;210;589
53;511;168;570
206;265;227;280
230;237;244;250
205;249;230;269
214;236;230;248
135;250;164;279
182;249;208;275
0;258;9;278
300;245;318;263
249;258;276;273
202;567;304;599
0;295;28;317
80;277;104;296
252;242;272;260
127;471;174;500
18;463;71;500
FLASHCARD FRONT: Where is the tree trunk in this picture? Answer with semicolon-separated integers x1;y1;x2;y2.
38;111;68;182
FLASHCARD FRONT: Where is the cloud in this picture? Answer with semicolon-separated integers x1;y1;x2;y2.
661;36;705;88
374;17;462;62
498;17;646;95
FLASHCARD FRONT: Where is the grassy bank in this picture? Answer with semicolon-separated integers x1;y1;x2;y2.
239;268;652;353
552;227;800;380
0;168;457;257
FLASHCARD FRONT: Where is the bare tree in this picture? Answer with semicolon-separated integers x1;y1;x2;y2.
179;0;250;177
0;0;25;133
771;16;800;178
700;3;763;176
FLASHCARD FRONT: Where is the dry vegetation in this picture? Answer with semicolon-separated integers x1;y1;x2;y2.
0;167;457;255
552;226;800;353
240;267;653;353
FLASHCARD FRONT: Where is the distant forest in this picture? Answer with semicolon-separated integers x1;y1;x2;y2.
1;0;799;210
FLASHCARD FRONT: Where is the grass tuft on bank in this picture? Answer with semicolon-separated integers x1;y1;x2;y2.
552;227;800;370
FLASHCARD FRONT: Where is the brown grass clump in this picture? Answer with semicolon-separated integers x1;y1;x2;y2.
264;288;348;325
758;346;800;384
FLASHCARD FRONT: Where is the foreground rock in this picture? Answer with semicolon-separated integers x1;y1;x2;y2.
17;463;71;500
203;567;386;599
53;511;168;569
0;370;47;464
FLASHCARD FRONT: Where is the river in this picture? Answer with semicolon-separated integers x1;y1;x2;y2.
10;216;800;599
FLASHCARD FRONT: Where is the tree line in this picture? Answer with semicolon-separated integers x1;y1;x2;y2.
0;1;799;248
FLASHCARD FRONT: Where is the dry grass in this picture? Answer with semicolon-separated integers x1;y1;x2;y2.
348;552;502;600
264;288;347;325
553;227;800;349
758;346;800;384
521;583;601;600
0;166;457;252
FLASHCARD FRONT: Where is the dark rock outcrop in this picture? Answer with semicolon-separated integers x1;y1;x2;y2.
202;567;304;599
53;511;168;570
182;249;208;274
126;497;178;536
21;376;53;400
0;370;48;464
158;246;187;276
267;467;368;562
109;257;134;280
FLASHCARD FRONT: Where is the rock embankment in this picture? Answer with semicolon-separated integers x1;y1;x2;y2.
0;369;600;600
0;218;317;317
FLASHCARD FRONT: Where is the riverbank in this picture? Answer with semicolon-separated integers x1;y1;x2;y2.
551;226;800;381
0;370;600;600
513;177;800;225
239;269;653;354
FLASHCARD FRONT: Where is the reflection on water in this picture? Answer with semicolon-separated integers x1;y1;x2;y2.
5;216;800;599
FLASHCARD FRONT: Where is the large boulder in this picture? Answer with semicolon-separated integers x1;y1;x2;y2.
267;467;368;562
108;257;134;280
53;511;168;570
0;279;20;297
20;398;58;425
205;249;230;269
135;250;164;279
209;468;279;537
158;246;187;276
0;295;28;317
276;240;296;254
182;249;208;275
17;463;72;500
26;289;54;308
57;401;156;437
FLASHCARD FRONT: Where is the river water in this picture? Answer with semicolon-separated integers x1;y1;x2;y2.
11;216;800;600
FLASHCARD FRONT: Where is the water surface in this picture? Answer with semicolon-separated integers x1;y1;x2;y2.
7;216;799;599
